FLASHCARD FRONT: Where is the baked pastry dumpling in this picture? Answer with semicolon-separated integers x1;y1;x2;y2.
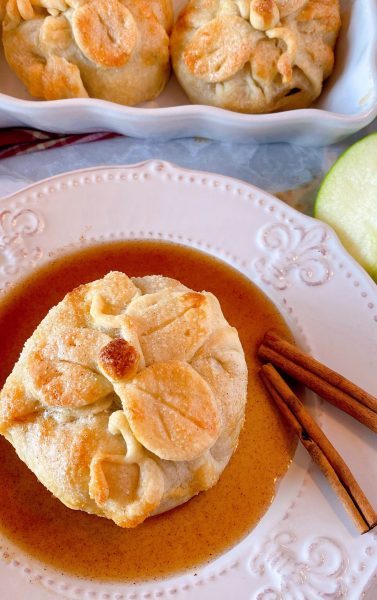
0;272;248;527
171;0;341;113
2;0;173;104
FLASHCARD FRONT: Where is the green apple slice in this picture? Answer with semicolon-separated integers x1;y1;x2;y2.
315;133;377;280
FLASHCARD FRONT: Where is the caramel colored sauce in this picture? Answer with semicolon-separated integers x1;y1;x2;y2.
0;241;296;582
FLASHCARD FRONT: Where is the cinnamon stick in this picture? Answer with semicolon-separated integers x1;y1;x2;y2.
263;331;377;412
260;364;377;534
258;331;377;432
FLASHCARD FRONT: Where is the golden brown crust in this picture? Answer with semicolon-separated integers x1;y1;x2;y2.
121;361;221;461
2;0;172;104
183;16;255;83
88;411;165;527
171;0;341;113
98;338;139;381
250;0;280;31
42;54;89;99
0;271;248;527
71;0;137;68
0;374;40;432
145;0;173;34
24;350;113;407
125;288;212;365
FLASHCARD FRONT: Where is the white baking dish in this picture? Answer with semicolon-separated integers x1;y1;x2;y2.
0;0;376;145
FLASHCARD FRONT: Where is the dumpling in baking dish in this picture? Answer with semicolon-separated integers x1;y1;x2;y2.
1;0;173;104
0;272;248;527
171;0;341;113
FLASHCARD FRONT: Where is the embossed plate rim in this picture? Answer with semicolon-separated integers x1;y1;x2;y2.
0;160;376;600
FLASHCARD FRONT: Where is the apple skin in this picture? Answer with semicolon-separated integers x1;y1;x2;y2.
315;133;377;282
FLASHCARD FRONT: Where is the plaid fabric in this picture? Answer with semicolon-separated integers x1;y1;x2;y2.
0;128;119;159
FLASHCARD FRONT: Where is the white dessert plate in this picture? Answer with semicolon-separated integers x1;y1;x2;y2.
0;0;376;145
0;161;376;599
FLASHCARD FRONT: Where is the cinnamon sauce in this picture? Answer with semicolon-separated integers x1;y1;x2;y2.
0;240;296;581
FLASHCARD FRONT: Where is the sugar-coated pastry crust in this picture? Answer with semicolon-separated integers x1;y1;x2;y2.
2;0;173;104
0;272;248;528
171;0;341;113
121;361;221;461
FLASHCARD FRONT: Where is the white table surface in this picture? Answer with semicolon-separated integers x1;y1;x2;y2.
0;120;376;212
